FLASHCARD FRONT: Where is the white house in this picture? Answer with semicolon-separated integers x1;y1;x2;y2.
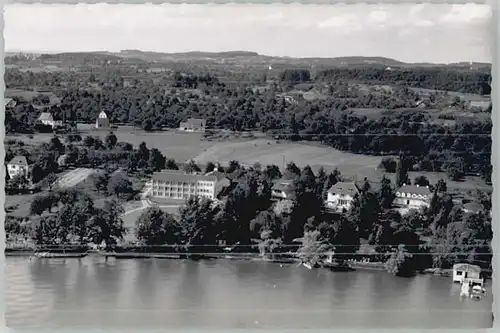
179;118;207;132
271;179;294;200
37;112;63;128
4;98;17;109
7;156;30;179
150;170;230;201
453;263;483;286
468;100;491;111
325;182;360;212
96;111;110;129
462;202;485;214
394;184;431;211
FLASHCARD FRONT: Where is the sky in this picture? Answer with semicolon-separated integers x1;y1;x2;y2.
3;3;493;64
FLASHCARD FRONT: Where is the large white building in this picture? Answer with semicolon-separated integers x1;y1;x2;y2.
7;156;30;179
150;170;230;201
325;182;360;212
393;184;431;211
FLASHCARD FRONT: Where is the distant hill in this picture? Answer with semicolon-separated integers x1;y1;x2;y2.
5;49;492;71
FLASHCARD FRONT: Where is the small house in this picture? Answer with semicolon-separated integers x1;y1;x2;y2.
96;111;110;129
468;100;491;111
37;112;63;128
325;182;360;213
7;156;30;179
462;202;485;214
179;118;207;132
453;263;483;286
4;98;17;109
271;179;294;200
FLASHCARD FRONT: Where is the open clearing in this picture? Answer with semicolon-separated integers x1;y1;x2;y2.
5;194;37;218
194;138;383;177
5;88;61;105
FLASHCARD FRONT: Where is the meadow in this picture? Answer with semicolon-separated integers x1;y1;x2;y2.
7;126;490;193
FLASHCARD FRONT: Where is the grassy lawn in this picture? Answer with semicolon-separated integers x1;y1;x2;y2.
5;88;60;104
5;194;37;218
78;126;213;162
194;138;384;177
6;125;490;194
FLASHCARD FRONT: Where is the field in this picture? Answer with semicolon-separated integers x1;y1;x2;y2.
7;126;490;192
5;88;61;105
5;194;37;218
194;138;382;177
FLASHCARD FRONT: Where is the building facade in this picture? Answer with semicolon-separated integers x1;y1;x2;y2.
394;184;431;210
37;112;63;128
325;182;360;212
7;156;29;179
452;263;481;283
468;100;491;111
96;111;110;129
179;118;207;132
271;179;294;200
4;98;17;109
150;170;230;201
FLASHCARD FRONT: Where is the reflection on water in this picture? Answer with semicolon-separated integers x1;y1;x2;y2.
6;257;493;329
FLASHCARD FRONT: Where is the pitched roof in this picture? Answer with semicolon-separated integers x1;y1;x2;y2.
8;156;28;166
397;184;431;196
272;179;294;192
327;182;360;196
184;118;206;126
152;170;219;183
4;98;14;107
453;263;481;273
463;202;484;212
205;170;229;182
38;112;53;121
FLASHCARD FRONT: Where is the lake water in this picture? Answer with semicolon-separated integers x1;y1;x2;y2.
5;257;493;329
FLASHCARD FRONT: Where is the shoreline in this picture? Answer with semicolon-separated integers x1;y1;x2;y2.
4;249;451;276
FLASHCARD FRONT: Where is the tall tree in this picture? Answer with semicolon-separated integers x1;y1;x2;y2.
395;155;409;187
89;200;126;248
378;176;395;209
135;207;180;246
178;197;219;253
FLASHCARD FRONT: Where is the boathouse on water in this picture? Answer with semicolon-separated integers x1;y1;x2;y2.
452;263;483;285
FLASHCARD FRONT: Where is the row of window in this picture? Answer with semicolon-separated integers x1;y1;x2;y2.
152;191;213;199
153;180;214;187
396;192;428;199
152;187;212;194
